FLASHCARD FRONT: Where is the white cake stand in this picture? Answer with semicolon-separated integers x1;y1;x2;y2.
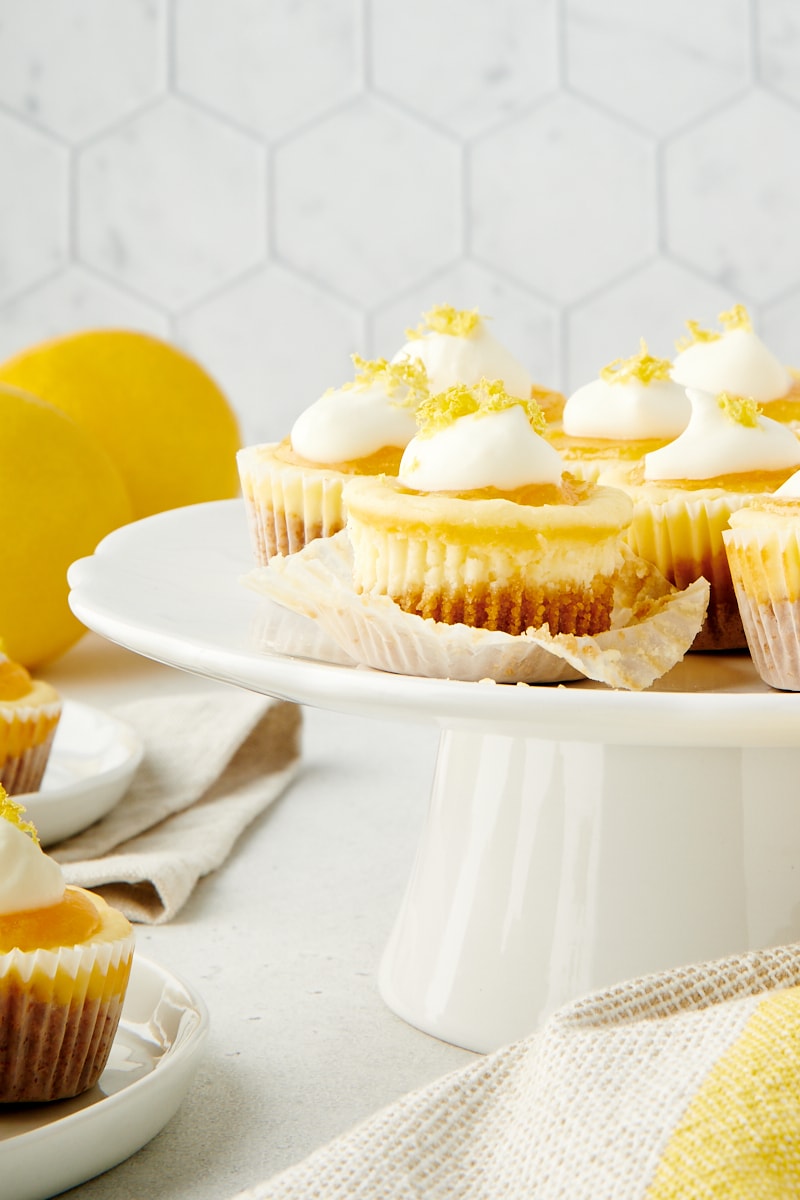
68;501;800;1054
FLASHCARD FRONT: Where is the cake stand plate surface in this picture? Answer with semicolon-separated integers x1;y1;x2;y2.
68;501;800;1053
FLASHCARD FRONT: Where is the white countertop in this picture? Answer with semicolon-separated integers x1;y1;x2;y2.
41;634;474;1199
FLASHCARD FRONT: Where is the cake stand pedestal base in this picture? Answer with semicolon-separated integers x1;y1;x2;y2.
379;730;800;1054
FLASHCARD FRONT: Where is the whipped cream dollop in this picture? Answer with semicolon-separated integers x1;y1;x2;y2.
393;305;533;400
644;389;800;482
399;381;564;492
0;817;65;917
671;306;792;403
290;357;427;463
563;343;690;439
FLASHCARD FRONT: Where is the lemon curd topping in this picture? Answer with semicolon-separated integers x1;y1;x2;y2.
626;462;797;494
397;471;590;509
732;495;800;520
0;659;33;702
275;437;404;476
599;339;673;386
405;304;482;340
344;473;631;546
414;380;546;440
759;389;800;423
547;432;671;461
676;304;752;352
340;355;429;407
0;886;102;953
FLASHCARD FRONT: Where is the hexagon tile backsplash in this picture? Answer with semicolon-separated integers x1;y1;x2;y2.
1;0;800;446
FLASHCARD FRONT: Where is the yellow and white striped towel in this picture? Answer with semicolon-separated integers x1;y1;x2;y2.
235;944;800;1199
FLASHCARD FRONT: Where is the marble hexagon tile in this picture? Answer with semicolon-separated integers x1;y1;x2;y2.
564;0;750;138
76;96;266;311
177;264;363;445
566;259;735;394
469;93;656;304
664;91;800;304
174;0;360;139
370;0;559;138
371;263;560;392
756;0;800;108
760;294;800;370
274;96;462;308
0;266;168;363
0;0;165;142
0;112;67;303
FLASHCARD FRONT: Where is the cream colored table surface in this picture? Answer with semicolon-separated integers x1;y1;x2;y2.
40;634;473;1200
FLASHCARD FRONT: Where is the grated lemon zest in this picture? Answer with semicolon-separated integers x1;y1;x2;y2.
342;354;429;407
415;378;545;438
676;303;753;352
717;391;761;427
405;304;483;340
0;786;39;843
719;304;752;333
600;338;672;385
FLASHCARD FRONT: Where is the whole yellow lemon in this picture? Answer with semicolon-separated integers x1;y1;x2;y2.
0;384;132;667
0;330;242;520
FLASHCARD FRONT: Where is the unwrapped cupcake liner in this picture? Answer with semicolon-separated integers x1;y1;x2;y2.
0;700;62;795
724;525;800;690
627;492;751;651
243;532;710;691
0;932;134;1103
238;446;348;564
249;595;356;666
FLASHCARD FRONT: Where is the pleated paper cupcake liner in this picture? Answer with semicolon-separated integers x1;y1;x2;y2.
0;932;134;1103
238;446;349;564
724;525;800;691
249;595;357;666
243;532;710;691
627;492;752;651
0;701;62;795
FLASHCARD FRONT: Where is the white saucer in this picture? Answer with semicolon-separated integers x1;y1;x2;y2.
18;700;143;847
0;954;209;1200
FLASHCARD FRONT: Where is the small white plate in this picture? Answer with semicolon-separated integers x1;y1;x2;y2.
18;700;143;847
0;955;209;1200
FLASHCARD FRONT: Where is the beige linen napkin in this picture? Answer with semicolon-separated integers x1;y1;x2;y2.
52;691;301;923
234;943;800;1199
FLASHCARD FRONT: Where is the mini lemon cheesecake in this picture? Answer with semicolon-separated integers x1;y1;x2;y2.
723;469;800;689
393;304;565;420
0;652;61;795
550;340;691;481
603;390;800;651
671;303;800;429
0;793;134;1102
343;380;633;637
237;355;429;563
